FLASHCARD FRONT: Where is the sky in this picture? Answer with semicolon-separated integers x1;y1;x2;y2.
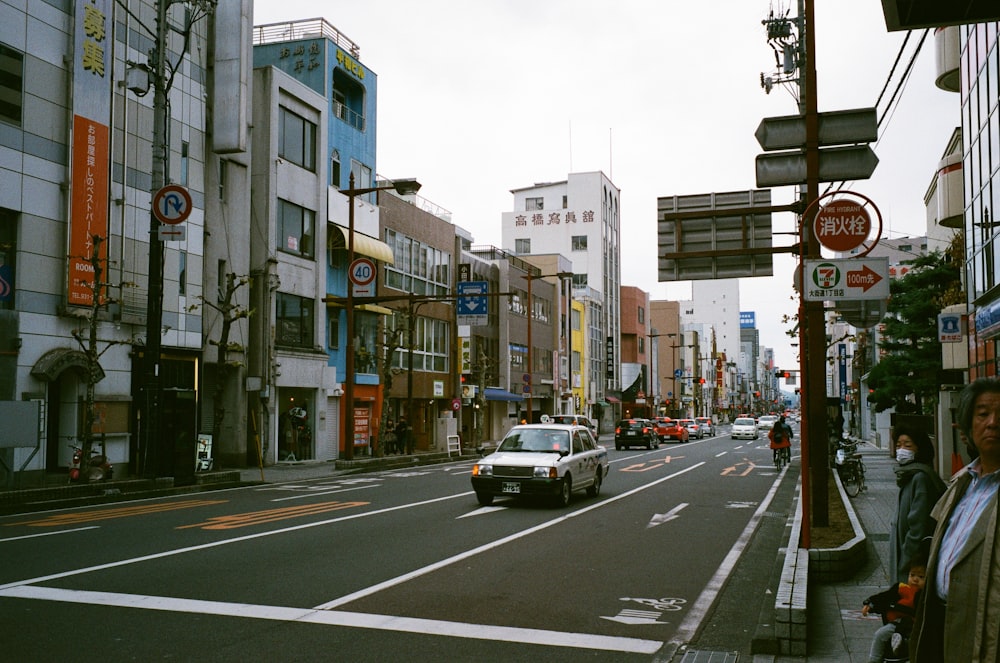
253;0;959;371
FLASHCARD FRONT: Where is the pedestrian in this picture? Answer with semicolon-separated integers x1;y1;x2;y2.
396;416;412;455
863;554;927;663
910;377;1000;662
383;420;397;455
889;424;946;584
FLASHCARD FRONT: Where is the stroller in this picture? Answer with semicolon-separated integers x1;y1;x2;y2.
863;588;914;662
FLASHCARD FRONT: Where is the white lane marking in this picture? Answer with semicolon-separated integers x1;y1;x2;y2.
0;526;100;543
0;492;474;592
314;462;705;610
715;451;728;457
270;485;379;502
457;505;508;518
0;586;663;655
647;503;689;529
667;466;786;646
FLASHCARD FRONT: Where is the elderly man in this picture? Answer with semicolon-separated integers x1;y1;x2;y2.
910;378;1000;662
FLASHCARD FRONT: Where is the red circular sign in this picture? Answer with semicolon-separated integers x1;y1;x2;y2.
813;199;871;252
152;184;193;225
451;399;461;411
348;258;376;286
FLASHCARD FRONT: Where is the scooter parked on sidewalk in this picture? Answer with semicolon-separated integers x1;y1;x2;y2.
68;443;113;483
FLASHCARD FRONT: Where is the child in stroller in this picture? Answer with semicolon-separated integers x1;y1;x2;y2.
861;555;926;663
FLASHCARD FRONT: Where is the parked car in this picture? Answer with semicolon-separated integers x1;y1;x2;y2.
547;414;598;436
614;418;658;450
731;416;759;440
471;423;608;507
695;416;716;437
757;415;779;431
678;418;701;439
653;417;689;443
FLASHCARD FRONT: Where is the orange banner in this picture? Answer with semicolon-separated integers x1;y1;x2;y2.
68;115;109;306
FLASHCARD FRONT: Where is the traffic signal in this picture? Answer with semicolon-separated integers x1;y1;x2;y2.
461;374;471;384
699;377;706;384
775;370;790;379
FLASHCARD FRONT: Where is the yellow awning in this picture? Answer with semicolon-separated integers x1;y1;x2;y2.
326;301;396;316
330;226;395;264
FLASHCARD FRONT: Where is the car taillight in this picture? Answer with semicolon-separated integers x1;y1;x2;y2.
615;427;621;434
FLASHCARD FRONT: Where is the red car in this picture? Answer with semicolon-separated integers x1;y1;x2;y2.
654;417;689;443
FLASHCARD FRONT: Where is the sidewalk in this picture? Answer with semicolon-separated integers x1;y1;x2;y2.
768;444;900;663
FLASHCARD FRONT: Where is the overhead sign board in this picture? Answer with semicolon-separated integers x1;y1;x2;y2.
803;258;889;301
755;145;879;187
754;108;878;151
457;281;488;326
658;189;774;282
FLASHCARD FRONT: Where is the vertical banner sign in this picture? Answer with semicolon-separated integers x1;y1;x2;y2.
605;336;615;381
69;0;112;306
838;344;848;404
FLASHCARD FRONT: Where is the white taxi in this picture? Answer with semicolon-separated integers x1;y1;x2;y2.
471;423;608;508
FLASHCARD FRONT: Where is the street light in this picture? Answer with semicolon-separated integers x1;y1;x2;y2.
646;330;675;418
342;173;420;460
524;269;572;423
669;340;696;417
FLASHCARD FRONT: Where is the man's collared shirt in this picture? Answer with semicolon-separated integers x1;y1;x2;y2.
935;461;1000;600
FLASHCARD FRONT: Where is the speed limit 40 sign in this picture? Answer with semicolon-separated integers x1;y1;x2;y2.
349;257;376;296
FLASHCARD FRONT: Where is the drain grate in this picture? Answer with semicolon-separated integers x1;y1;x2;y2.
679;650;739;663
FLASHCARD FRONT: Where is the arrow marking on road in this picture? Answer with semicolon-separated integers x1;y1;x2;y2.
601;609;667;625
721;460;756;477
647;502;689;529
457;505;508;518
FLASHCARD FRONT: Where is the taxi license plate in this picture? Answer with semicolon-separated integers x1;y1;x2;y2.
501;482;521;494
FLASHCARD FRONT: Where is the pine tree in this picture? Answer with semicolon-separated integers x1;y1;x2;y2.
867;237;964;414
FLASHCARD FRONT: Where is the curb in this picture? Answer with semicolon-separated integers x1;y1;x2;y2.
769;467;867;656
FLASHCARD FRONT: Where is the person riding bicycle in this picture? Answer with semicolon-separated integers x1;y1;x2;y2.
769;415;793;465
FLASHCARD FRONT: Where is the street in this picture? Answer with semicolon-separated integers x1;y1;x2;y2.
0;429;796;661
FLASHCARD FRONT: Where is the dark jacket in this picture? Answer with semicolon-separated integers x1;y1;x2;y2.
865;582;921;631
890;462;946;584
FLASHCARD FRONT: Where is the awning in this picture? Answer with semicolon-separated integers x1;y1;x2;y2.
326;302;395;316
329;226;395;264
606;395;621;403
484;387;523;402
594;401;610;407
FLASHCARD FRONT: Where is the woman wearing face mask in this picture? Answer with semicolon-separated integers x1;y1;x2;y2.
889;425;947;585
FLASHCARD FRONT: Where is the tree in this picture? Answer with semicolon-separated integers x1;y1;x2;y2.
70;235;128;473
376;314;406;457
867;238;964;414
188;272;251;463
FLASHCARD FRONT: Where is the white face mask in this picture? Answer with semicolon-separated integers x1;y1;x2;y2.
896;448;916;465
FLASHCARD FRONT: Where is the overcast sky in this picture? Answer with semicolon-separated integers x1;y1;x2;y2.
252;0;959;371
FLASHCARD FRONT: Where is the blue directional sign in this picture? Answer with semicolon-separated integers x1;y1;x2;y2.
458;281;488;326
674;369;684;379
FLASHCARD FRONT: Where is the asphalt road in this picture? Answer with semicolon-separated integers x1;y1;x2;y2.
0;427;796;662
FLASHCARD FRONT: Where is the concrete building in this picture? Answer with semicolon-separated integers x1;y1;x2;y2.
501;171;621;419
0;0;252;481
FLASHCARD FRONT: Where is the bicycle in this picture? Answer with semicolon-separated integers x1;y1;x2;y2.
835;442;867;497
773;445;791;470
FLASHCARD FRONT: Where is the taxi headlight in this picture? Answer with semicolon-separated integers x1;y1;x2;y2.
533;466;557;479
472;463;492;477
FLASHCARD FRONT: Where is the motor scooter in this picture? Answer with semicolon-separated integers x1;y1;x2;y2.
68;443;113;483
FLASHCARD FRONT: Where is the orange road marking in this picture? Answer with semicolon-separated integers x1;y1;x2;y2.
620;455;684;472
721;461;756;477
6;499;229;528
176;501;369;530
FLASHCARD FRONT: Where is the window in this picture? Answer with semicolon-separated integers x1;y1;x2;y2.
389;315;451;373
0;207;16;310
525;197;543;211
328;308;340;349
515;238;531;254
180;142;189;185
279;107;317;171
350;160;373;201
217;259;227;303
278;199;315;259
637;306;645;324
330;150;341;188
0;44;23;127
332;69;366;131
178;250;187;297
562;195;568;209
571;235;587;250
384;229;451;297
638;337;645;353
276;292;314;348
572;273;587;288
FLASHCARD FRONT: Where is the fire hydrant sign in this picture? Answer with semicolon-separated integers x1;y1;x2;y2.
804;258;889;301
814;199;871;252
